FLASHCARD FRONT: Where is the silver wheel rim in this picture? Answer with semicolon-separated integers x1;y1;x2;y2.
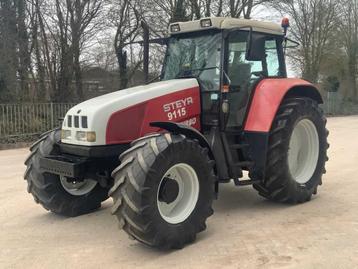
157;163;199;224
60;176;97;196
288;119;319;184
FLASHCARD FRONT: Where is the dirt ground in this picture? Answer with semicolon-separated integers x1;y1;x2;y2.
1;116;358;269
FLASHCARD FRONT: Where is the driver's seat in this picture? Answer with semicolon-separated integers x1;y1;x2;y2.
229;63;251;91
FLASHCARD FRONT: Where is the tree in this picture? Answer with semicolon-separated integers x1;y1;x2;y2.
111;0;142;89
186;0;273;20
171;0;187;22
16;0;31;98
339;0;358;101
28;0;103;101
66;0;103;100
229;0;258;18
33;0;57;100
273;0;338;83
0;1;19;101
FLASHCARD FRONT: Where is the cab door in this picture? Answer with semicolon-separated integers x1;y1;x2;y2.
224;30;285;129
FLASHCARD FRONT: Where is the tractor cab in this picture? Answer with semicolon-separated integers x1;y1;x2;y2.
162;17;287;132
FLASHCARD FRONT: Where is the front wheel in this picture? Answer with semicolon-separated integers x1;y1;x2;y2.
109;133;216;249
24;130;109;216
253;97;329;203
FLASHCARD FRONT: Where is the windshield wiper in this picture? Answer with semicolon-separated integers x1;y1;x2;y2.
147;74;161;84
175;66;218;79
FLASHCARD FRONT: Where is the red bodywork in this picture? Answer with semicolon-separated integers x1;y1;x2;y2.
106;87;201;144
244;78;316;132
106;78;318;144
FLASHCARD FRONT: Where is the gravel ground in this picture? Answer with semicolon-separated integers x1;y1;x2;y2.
0;116;357;269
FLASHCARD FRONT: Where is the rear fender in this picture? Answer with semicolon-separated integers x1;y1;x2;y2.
243;78;322;181
244;78;322;132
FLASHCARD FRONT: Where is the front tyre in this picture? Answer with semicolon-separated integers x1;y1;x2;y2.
109;133;216;249
24;130;109;217
253;97;329;203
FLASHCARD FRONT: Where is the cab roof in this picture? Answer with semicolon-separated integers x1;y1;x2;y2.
169;17;284;36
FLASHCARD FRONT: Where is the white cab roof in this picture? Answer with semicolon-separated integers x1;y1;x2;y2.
169;17;283;36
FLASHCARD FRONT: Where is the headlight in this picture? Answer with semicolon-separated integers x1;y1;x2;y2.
86;131;96;142
75;131;96;142
200;19;212;28
75;131;86;141
61;129;71;140
170;24;180;32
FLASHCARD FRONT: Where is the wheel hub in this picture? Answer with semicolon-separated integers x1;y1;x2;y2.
288;118;319;184
158;177;180;204
157;163;199;224
60;176;97;196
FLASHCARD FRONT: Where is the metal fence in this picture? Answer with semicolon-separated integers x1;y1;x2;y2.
323;92;339;115
0;103;75;138
0;97;353;139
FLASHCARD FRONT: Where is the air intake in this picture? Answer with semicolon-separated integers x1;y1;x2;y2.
81;116;88;128
74;116;79;128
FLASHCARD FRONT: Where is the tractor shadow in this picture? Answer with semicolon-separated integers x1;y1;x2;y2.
29;200;112;224
34;181;287;223
121;183;296;255
127;184;297;255
28;181;318;256
213;181;289;213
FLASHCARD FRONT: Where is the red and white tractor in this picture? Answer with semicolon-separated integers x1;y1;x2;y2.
24;17;329;249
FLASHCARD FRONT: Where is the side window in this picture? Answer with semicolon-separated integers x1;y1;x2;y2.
227;31;261;89
265;39;280;77
227;32;282;84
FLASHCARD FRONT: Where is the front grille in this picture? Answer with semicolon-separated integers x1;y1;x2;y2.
81;116;88;128
66;114;88;129
74;116;79;128
67;115;72;127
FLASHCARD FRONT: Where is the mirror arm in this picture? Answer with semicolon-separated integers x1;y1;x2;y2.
223;70;231;85
283;37;288;57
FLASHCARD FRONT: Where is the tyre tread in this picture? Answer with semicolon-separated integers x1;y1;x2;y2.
110;132;215;249
24;130;108;217
253;97;329;204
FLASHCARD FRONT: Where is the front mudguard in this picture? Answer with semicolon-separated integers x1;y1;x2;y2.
150;121;229;191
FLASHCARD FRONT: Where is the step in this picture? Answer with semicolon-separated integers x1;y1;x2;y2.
233;178;261;186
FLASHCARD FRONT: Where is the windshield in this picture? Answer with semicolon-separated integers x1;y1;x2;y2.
162;31;222;91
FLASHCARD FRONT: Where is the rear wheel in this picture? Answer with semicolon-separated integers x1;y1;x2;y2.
253;98;329;203
109;133;216;249
24;130;109;217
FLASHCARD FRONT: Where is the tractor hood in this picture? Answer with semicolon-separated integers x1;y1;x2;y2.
61;78;200;146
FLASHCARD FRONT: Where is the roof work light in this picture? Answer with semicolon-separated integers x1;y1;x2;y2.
281;17;290;36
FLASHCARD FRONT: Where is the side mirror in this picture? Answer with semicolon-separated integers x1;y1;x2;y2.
245;33;266;61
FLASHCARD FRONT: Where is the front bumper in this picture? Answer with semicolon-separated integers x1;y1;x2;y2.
59;142;130;157
40;155;88;178
39;143;129;178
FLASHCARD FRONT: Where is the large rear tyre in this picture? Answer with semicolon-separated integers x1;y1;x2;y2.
109;133;216;249
24;130;109;217
253;98;329;203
